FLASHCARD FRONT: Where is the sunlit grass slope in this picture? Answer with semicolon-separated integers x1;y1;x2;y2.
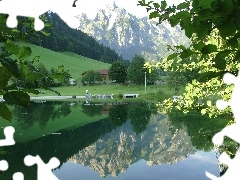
17;42;111;79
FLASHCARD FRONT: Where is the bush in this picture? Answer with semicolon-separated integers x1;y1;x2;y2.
154;90;168;102
113;91;123;99
142;90;168;102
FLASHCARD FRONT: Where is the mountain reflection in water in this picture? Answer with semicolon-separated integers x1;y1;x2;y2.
0;101;226;179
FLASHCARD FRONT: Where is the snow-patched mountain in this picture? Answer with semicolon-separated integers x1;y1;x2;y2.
76;2;189;61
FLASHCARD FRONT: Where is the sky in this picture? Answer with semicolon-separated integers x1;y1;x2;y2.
75;0;184;19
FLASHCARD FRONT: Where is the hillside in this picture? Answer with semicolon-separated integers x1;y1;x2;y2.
76;2;190;61
26;12;126;64
17;42;111;79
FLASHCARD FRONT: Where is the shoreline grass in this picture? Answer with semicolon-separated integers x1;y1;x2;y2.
35;84;185;97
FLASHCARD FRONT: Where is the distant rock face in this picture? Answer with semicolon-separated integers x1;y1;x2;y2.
76;2;189;61
68;114;196;178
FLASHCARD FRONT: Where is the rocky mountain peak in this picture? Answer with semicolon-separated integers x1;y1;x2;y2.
77;2;189;61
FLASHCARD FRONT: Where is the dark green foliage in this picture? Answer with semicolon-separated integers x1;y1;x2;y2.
109;104;128;127
168;109;228;151
10;62;70;88
166;71;187;94
147;69;159;85
138;0;240;81
128;103;155;134
0;14;70;120
12;101;71;130
81;70;103;86
108;61;127;84
29;12;126;64
0;103;12;121
143;89;168;101
81;102;103;117
127;55;146;85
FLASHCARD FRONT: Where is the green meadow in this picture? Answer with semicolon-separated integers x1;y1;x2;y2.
14;42;111;79
35;84;185;97
1;42;186;97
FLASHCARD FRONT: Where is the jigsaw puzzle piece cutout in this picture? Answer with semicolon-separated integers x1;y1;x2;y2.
24;155;60;180
221;72;240;121
51;0;80;29
206;71;240;179
0;160;8;171
0;0;50;31
13;172;24;180
0;126;15;147
206;149;240;180
212;123;240;146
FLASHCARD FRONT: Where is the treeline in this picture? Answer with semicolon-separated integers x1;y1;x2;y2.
27;12;128;64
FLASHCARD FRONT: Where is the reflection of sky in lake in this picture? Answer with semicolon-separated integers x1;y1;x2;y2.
54;151;219;180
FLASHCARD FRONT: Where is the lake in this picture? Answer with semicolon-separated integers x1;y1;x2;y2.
0;100;228;179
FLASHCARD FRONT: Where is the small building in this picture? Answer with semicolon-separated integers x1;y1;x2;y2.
98;69;109;81
81;69;109;81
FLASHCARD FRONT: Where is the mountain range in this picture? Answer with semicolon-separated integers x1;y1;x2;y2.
76;1;189;61
68;114;196;178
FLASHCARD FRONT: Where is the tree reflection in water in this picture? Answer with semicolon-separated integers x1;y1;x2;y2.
12;101;71;130
82;101;158;134
1;101;237;179
168;109;239;176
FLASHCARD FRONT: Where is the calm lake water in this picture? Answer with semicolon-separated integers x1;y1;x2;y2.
0;100;225;179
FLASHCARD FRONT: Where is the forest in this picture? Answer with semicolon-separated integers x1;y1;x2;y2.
25;12;128;65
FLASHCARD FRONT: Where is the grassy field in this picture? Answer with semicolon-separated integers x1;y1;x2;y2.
35;84;185;97
13;42;111;79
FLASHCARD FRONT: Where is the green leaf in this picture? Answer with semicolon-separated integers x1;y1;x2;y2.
0;67;12;90
0;102;12;121
197;71;225;82
179;49;193;58
40;30;50;36
169;18;180;27
235;51;240;61
218;19;237;39
197;0;214;9
175;45;187;50
167;53;178;60
184;26;194;38
218;0;234;14
17;46;32;60
207;100;212;106
20;64;28;76
227;37;238;48
3;91;30;106
174;11;190;19
177;2;189;10
4;41;20;55
0;58;21;77
213;51;230;70
193;41;205;51
149;11;159;19
201;44;217;54
161;1;167;10
26;72;41;81
201;109;206;115
153;3;160;8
